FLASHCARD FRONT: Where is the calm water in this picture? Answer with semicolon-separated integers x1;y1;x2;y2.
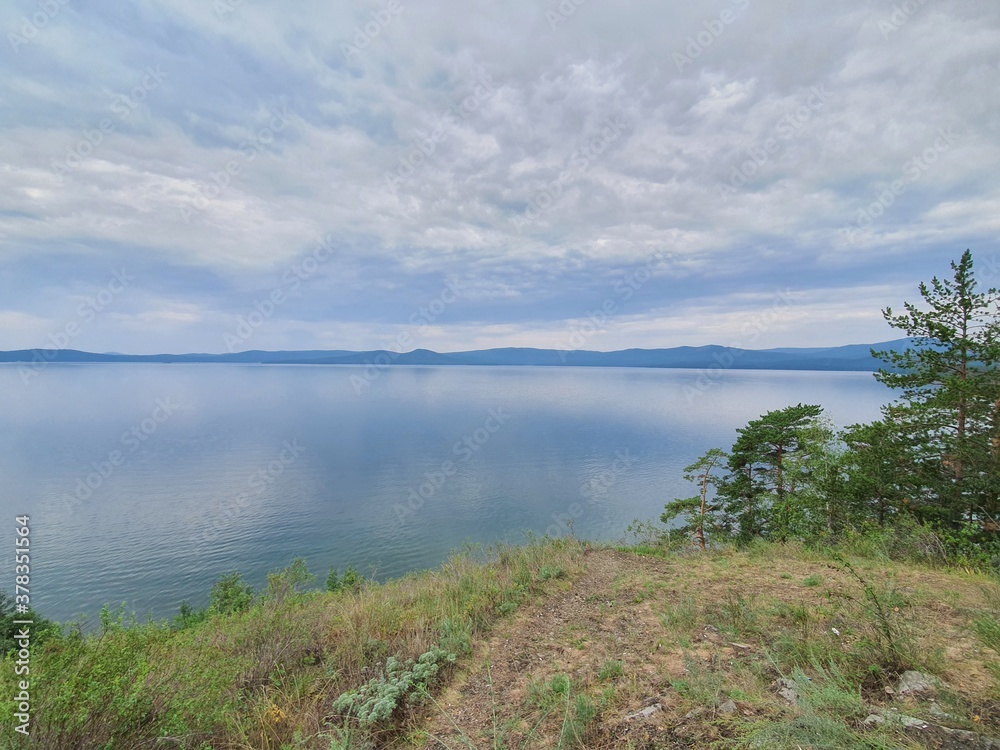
0;364;892;623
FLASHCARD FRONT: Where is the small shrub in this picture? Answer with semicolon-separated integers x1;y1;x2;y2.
539;565;566;581
209;571;255;616
326;564;365;593
0;592;58;656
331;647;456;727
832;555;916;673
267;557;314;602
439;618;473;657
172;601;207;630
326;568;341;592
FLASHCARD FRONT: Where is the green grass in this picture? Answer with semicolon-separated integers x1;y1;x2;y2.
597;660;624;682
973;615;1000;654
3;536;995;749
660;594;699;632
0;538;584;750
738;664;898;750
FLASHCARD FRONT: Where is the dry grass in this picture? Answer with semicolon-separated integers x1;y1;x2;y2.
410;542;1000;750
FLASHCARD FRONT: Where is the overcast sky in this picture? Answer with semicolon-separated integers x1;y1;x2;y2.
1;0;998;354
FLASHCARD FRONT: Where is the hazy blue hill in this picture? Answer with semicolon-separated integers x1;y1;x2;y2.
283;349;463;365
221;350;356;363
0;349;355;364
448;348;588;366
763;339;912;360
0;349;119;362
0;339;916;371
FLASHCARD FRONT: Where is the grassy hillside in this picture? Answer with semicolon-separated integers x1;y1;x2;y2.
2;538;999;749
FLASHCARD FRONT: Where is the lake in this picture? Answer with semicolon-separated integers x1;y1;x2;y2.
0;364;892;624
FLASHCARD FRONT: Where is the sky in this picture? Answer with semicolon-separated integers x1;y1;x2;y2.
1;0;998;355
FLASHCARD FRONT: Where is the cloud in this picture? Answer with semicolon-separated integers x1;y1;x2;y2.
0;0;997;353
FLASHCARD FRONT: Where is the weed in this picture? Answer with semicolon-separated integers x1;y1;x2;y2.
598;660;624;682
558;693;597;749
716;591;761;636
660;594;699;632
539;565;566;581
973;616;1000;654
832;555;915;673
528;673;572;710
672;653;725;706
740;663;895;750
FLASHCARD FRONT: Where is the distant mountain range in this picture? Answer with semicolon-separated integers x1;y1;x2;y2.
0;340;915;371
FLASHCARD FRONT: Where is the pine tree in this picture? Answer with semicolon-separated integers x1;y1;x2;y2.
716;404;828;541
662;448;727;550
873;250;1000;527
839;418;911;527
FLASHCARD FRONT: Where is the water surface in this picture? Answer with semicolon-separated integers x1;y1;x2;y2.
0;364;891;623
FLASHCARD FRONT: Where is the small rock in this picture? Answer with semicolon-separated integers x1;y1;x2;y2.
872;708;1000;748
626;704;661;721
880;708;929;729
774;678;799;705
896;670;940;697
930;725;1000;749
929;701;956;721
684;707;706;720
719;699;738;715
